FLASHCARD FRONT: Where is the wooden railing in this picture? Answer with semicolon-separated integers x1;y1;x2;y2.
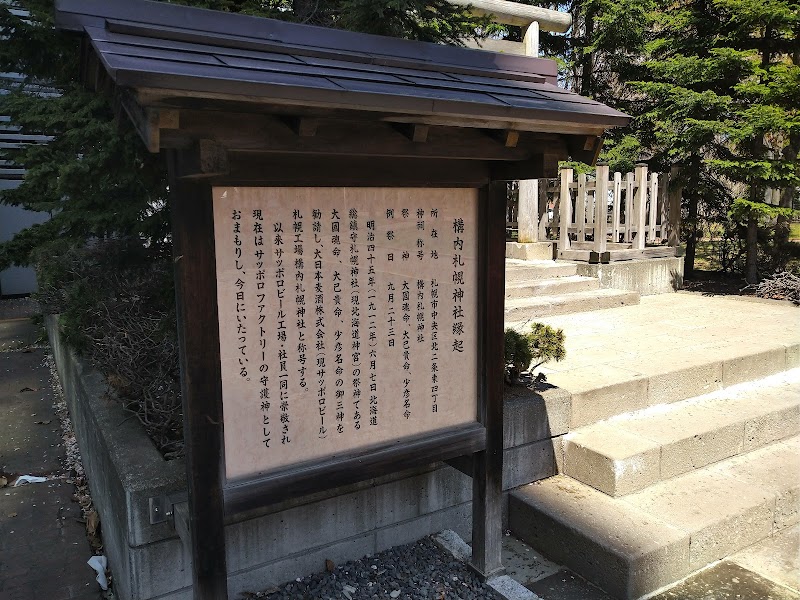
508;164;682;261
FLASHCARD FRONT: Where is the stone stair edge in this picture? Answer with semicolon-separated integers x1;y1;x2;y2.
509;435;800;599
504;288;641;320
564;342;800;429
562;369;800;497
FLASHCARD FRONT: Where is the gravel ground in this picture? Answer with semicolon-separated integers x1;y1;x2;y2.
245;537;496;600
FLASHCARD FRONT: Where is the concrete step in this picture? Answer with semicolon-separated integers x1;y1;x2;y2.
506;275;600;299
510;436;800;599
563;370;800;497
516;296;800;430
505;259;578;283
504;288;640;320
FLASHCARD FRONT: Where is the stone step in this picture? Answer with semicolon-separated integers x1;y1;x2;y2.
505;275;600;299
509;436;800;599
504;288;640;320
505;259;578;283
562;370;800;497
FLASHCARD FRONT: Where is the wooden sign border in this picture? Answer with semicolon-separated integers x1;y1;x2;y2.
169;151;506;599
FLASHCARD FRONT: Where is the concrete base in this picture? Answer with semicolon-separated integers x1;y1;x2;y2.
46;315;565;600
46;316;477;600
506;242;555;261
576;256;684;296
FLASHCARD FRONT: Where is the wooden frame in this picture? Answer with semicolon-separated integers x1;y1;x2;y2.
169;148;509;599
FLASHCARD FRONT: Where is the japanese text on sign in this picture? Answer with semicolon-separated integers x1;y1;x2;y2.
214;188;478;480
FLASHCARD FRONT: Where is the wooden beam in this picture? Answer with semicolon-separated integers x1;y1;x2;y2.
224;424;486;515
166;159;228;600
280;115;319;137
449;0;572;31
216;154;490;188
117;90;180;153
487;129;520;148
393;123;429;143
566;134;604;165
174;139;229;178
159;111;563;161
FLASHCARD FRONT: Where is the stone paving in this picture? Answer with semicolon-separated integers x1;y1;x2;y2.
510;293;800;397
0;304;98;600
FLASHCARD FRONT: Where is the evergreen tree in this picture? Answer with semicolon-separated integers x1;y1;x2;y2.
0;0;487;271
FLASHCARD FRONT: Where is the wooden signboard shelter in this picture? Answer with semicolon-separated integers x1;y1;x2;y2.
55;1;629;597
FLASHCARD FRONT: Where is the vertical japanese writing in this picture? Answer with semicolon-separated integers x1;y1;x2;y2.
366;218;378;427
294;210;307;402
452;217;466;354
312;209;327;439
402;279;411;419
429;207;440;413
273;220;290;444
232;209;247;380
349;208;362;431
252;209;270;448
331;209;345;434
216;188;480;480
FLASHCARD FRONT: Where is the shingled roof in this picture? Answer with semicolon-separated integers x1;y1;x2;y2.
55;0;627;134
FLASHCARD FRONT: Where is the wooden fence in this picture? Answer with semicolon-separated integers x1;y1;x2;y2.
508;164;681;262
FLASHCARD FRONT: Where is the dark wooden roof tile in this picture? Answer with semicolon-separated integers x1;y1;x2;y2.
56;0;630;133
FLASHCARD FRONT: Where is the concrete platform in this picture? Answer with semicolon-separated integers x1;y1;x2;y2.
563;370;800;496
507;293;800;429
509;436;800;599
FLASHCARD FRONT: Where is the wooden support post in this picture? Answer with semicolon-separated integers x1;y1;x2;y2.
594;164;609;254
517;179;539;242
634;163;648;250
658;172;669;240
558;168;572;252
611;171;622;244
168;153;228;600
537;178;549;240
648;172;658;244
624;172;635;243
471;181;506;580
576;172;587;242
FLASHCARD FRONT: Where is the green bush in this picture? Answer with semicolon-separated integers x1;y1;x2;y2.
504;324;566;384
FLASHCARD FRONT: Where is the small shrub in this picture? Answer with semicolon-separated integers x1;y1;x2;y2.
34;238;183;459
504;324;566;384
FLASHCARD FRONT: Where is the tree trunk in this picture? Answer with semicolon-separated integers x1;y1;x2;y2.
684;193;698;276
293;0;316;21
775;134;798;265
745;216;759;284
579;8;595;97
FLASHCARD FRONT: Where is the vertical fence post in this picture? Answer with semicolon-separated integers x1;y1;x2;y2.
517;180;538;243
658;172;669;240
634;163;648;250
612;171;622;244
537;178;549;240
594;163;609;255
648;172;659;243
624;172;635;243
558;168;572;253
576;172;587;242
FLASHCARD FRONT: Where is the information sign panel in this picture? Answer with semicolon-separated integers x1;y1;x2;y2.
213;187;479;480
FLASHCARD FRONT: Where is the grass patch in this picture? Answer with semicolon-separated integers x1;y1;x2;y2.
790;222;800;241
693;240;721;271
